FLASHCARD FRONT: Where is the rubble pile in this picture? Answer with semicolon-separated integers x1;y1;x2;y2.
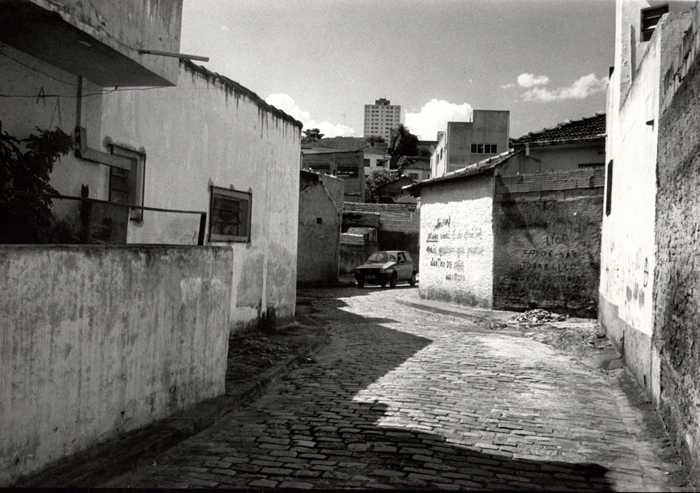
510;309;567;324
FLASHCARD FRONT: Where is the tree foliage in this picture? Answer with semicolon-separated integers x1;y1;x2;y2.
365;135;386;146
302;128;324;144
0;127;74;243
365;168;398;203
387;124;419;158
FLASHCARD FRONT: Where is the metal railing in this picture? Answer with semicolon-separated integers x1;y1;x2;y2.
0;191;207;245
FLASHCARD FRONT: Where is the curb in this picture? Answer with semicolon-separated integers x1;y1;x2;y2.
15;323;329;488
395;294;525;337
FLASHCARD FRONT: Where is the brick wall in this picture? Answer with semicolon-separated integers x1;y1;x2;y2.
492;196;603;317
656;59;700;487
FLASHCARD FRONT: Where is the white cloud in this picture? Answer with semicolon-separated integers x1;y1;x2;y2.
522;73;608;102
265;93;355;138
404;99;473;140
516;73;550;88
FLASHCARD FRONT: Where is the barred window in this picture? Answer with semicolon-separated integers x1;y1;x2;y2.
209;186;251;243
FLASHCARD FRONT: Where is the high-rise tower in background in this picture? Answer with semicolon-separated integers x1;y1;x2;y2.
364;98;401;141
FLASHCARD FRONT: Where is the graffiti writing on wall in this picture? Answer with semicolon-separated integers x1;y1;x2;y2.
425;216;485;281
603;241;648;311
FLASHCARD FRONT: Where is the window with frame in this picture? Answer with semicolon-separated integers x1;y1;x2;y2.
209;186;251;242
109;146;145;221
470;143;498;154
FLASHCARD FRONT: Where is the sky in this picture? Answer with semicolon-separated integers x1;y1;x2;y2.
180;0;615;141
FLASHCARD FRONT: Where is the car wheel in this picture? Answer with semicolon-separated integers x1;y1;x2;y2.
357;278;365;288
409;271;416;286
389;272;397;288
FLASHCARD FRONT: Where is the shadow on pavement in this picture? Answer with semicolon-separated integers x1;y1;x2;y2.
198;293;614;490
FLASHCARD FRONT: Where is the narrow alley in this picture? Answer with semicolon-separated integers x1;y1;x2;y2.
102;287;689;491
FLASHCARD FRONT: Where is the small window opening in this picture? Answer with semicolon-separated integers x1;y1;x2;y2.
641;5;669;42
606;160;613;216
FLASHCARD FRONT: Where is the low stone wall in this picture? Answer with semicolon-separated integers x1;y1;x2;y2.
0;245;232;486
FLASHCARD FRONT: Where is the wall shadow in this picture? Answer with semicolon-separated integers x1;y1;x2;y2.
265;294;614;490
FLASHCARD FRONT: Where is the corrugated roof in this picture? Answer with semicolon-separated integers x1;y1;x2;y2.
344;202;417;222
404;149;519;193
511;114;606;145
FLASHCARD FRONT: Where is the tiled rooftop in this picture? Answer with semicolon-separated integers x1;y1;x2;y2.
511;114;606;145
405;149;518;192
344;202;417;222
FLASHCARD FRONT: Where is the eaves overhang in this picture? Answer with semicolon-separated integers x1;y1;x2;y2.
0;0;183;87
403;149;519;196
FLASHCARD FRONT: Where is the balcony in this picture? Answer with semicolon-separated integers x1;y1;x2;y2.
0;0;182;87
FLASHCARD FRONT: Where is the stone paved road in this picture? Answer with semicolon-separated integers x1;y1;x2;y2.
104;287;688;490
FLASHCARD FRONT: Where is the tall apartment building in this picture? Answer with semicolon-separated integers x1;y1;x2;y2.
364;98;401;141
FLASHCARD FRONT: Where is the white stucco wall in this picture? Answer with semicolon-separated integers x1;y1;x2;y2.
0;245;232;486
600;33;659;336
0;42;109;199
601;11;688;337
419;175;494;308
97;61;301;331
0;48;302;332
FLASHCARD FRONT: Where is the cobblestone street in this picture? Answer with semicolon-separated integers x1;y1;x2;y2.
104;287;688;490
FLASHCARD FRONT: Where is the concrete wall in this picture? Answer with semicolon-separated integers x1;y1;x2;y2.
0;41;108;199
599;8;662;390
297;171;343;286
33;0;182;85
419;175;494;307
493;196;603;317
600;8;689;399
0;245;232;486
502;142;605;176
431;131;447;178
655;49;700;487
99;60;301;332
446;111;509;174
0;50;301;332
302;150;365;202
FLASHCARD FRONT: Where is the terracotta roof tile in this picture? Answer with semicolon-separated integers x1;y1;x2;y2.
344;202;417;222
511;114;606;145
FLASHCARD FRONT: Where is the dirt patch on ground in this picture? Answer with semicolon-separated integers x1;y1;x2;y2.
490;310;615;360
225;320;323;394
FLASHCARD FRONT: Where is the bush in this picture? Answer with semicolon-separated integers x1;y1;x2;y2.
0;127;74;243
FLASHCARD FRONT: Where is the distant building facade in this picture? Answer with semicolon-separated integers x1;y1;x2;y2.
297;170;344;286
301;147;365;202
364;98;401;141
431;110;510;177
410;115;606;317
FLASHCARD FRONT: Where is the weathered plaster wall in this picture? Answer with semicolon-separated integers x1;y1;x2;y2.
600;9;690;398
446;111;509;174
0;245;232;486
98;61;301;332
0;41;108;199
656;57;700;488
419;175;494;307
501;143;605;176
297;171;343;286
493;196;603;317
599;15;660;368
30;0;182;85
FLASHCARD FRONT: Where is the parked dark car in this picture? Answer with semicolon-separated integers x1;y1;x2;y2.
354;250;417;288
